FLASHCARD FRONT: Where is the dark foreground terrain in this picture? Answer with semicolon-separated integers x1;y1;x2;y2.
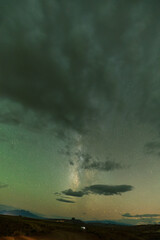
0;215;160;240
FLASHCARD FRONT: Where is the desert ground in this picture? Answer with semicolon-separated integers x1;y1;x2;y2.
0;215;160;240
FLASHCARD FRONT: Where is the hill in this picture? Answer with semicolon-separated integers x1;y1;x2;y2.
0;214;160;239
0;210;43;219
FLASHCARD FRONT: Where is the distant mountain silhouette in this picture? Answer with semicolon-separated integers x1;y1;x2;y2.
85;220;132;226
0;206;44;219
0;204;17;211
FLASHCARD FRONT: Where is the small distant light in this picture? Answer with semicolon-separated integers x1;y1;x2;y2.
81;226;86;230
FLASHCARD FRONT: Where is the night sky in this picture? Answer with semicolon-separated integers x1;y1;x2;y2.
0;0;160;225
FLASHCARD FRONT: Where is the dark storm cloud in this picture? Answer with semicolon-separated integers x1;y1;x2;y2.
1;1;160;132
62;189;85;197
122;213;160;218
62;184;133;197
0;98;51;132
0;99;23;126
56;198;75;203
144;141;160;154
0;0;117;132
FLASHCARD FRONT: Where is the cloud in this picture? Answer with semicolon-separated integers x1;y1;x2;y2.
1;1;160;134
122;213;160;218
0;0;117;133
62;189;85;197
56;198;75;203
82;160;124;171
62;184;133;197
84;184;133;196
144;141;160;154
0;98;52;132
74;151;125;171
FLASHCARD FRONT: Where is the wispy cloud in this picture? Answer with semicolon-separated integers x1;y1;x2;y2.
56;198;75;204
122;213;160;218
62;189;85;197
